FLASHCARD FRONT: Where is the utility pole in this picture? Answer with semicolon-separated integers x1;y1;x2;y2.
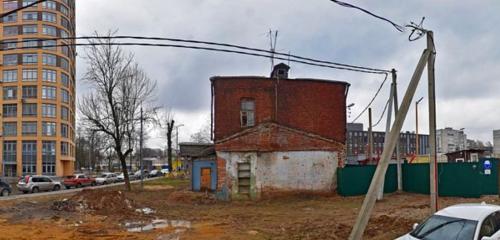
392;69;402;191
427;31;438;213
140;107;144;190
378;77;396;200
368;108;373;163
349;49;431;240
415;97;424;157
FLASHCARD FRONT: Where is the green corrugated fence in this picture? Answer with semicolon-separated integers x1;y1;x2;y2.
337;158;498;198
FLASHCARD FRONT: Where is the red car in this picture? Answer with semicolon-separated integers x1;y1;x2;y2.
63;174;96;189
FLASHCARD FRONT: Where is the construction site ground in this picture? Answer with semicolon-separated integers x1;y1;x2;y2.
0;177;499;240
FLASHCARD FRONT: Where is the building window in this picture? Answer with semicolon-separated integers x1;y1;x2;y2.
2;12;17;23
42;122;56;136
60;5;69;16
61;89;69;103
3;122;17;136
42;40;56;51
3;54;18;66
42;25;57;36
22;141;37;175
61;123;68;138
22;103;37;116
22;38;38;49
61;106;69;120
22;11;38;21
3;26;18;36
22;122;37;136
42;69;57;82
3;104;17;117
60;58;69;71
3;1;18;10
42;103;56;117
22;86;37;99
42;0;56;9
2;70;18;82
240;99;255;127
60;17;70;30
42;141;56;175
2;39;18;50
22;53;38;64
61;142;69;156
3;141;17;177
22;0;38;7
42;86;56;100
3;86;17;100
22;69;37;81
41;12;56;23
23;25;38;34
61;73;69;86
60;29;69;38
42;54;57;66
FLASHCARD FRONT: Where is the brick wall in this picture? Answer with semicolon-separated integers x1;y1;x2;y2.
216;156;227;189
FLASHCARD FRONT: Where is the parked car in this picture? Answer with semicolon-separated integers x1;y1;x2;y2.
134;170;149;179
117;172;137;182
397;203;500;240
149;169;160;178
95;173;118;185
0;178;12;197
17;176;62;194
160;168;170;175
63;174;96;189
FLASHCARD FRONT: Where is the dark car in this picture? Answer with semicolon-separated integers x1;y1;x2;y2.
0;178;12;197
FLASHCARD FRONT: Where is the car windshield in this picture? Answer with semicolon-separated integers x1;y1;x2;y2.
410;214;477;240
100;174;108;178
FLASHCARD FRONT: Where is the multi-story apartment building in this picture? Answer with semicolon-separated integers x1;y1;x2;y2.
0;0;76;177
346;123;429;164
436;127;467;154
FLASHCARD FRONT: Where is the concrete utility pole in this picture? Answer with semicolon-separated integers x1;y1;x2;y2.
378;77;396;200
140;107;144;190
392;69;402;191
416;97;424;157
427;31;438;213
349;49;431;240
368;108;373;163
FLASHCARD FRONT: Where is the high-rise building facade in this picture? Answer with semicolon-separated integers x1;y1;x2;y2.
0;0;76;177
436;127;467;154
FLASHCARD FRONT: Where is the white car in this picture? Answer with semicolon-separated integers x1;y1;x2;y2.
397;203;500;240
95;173;118;185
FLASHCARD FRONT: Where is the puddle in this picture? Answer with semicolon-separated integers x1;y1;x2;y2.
135;207;156;215
124;219;191;233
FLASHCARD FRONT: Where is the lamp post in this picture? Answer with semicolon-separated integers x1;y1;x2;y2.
415;97;424;156
175;124;184;170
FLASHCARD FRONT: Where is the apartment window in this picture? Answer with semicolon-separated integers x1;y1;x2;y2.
3;86;17;100
61;142;69;156
22;122;37;136
22;0;38;7
61;123;68;138
22;69;37;81
42;141;56;175
60;57;69;71
60;29;69;38
22;141;37;175
42;54;56;66
42;0;56;9
42;25;57;36
42;122;56;136
60;5;69;16
23;38;38;49
240;99;255;127
42;103;56;117
3;104;17;117
60;17;70;30
61;89;69;103
22;12;38;21
42;86;56;100
22;103;37;116
2;39;17;50
22;86;37;99
42;39;56;51
2;13;17;23
61;45;69;57
41;12;56;23
3;54;18;66
3;26;18;36
3;1;18;10
42;69;57;82
3;122;17;136
2;70;18;82
3;141;17;164
61;73;69;86
23;25;38;34
61;106;69;120
22;53;38;64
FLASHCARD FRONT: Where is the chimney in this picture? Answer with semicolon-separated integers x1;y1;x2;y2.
270;63;290;79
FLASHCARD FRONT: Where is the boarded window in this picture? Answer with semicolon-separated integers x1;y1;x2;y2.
240;99;255;127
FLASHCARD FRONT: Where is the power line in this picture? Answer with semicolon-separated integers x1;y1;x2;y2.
329;0;405;32
351;73;389;123
372;97;390;128
2;38;391;74
1;0;50;18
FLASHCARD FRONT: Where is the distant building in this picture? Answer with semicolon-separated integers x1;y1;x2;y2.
437;127;467;154
494;130;500;158
346;123;429;164
445;149;485;163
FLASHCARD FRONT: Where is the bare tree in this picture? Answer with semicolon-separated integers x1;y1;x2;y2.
156;110;175;172
79;32;156;190
190;118;212;143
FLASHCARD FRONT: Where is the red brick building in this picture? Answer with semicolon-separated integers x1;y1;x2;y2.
211;63;350;199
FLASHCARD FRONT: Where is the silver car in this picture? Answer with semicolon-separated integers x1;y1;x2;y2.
17;175;62;194
95;173;118;185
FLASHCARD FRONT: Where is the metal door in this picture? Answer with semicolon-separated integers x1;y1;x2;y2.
200;168;212;191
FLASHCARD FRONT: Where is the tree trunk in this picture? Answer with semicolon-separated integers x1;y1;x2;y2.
167;120;175;172
119;153;131;191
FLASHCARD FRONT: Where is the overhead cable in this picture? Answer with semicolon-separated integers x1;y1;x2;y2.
351;73;389;123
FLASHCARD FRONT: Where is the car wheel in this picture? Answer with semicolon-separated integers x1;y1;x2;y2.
53;185;61;191
31;187;39;193
1;189;9;197
76;183;82;188
65;186;71;189
22;191;28;194
91;182;96;186
103;181;107;185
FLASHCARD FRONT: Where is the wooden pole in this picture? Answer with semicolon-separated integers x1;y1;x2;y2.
349;49;431;240
427;31;438;213
392;69;402;191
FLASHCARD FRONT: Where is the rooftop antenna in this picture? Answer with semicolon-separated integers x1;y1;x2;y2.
269;29;278;71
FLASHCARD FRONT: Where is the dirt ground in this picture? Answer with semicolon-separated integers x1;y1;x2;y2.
1;178;499;240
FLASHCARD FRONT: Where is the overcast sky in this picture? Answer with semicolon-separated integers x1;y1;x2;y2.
75;0;500;148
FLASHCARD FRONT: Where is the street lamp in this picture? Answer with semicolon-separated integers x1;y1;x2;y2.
416;97;424;156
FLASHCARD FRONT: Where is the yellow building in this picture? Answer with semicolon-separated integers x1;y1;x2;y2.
0;0;76;177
